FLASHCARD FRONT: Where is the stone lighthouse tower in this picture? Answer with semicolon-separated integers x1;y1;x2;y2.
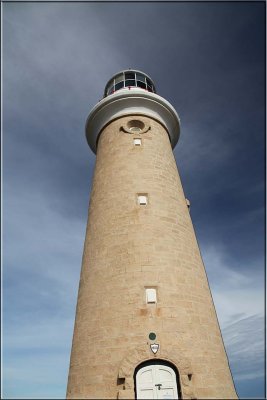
66;70;237;399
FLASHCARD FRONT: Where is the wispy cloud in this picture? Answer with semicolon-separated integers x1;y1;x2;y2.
202;245;264;326
201;245;264;397
223;315;264;380
222;314;265;398
3;190;83;398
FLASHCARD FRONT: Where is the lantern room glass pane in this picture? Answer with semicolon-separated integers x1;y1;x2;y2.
107;85;114;94
146;78;155;92
137;81;146;89
115;81;124;91
125;72;135;80
115;74;124;84
136;73;146;83
125;79;135;87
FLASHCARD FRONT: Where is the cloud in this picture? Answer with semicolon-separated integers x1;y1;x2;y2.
223;315;264;380
222;314;265;398
3;184;85;299
4;350;70;399
201;245;264;327
3;188;83;398
200;245;264;397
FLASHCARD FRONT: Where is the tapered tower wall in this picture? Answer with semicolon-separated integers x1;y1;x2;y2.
66;114;237;399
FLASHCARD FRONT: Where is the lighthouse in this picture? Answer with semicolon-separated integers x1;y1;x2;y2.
66;70;237;399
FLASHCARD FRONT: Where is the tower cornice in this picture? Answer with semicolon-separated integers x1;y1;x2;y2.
85;88;180;154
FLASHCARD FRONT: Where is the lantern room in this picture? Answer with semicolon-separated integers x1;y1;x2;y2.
104;70;156;97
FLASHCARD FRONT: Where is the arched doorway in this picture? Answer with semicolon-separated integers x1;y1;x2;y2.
134;359;181;399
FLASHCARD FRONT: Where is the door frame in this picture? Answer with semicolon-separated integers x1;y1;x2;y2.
134;359;182;399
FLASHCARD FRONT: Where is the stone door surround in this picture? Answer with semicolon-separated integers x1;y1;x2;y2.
117;345;196;399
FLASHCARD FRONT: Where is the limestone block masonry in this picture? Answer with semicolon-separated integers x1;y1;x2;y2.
66;113;237;399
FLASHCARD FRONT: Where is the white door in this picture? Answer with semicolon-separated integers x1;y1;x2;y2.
136;363;179;399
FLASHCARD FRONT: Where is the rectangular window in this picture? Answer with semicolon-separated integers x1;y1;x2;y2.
146;288;157;304
138;194;148;205
134;138;142;146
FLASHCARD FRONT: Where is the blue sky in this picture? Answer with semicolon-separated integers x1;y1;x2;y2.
2;2;265;399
